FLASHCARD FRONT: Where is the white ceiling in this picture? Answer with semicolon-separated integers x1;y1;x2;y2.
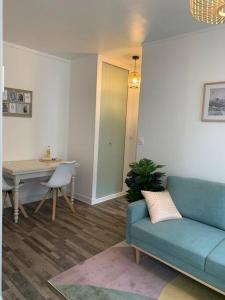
3;0;220;64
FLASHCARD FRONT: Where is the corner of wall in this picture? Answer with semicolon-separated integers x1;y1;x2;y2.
68;54;98;201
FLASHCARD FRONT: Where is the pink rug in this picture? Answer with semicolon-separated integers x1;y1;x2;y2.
49;242;178;299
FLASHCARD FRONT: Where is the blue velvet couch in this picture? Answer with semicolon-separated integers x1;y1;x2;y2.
126;176;225;295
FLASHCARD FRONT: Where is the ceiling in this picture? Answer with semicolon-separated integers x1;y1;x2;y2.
3;0;219;65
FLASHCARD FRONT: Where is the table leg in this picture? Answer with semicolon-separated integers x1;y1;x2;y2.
13;177;20;224
71;175;75;205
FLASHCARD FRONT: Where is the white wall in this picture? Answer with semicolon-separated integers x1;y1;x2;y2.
137;27;225;183
3;43;71;161
68;55;98;203
3;43;71;203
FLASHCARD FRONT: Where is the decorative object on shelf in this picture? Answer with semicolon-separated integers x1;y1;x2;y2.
3;87;32;117
202;81;225;122
128;55;141;89
46;146;52;160
125;158;165;202
40;146;57;161
189;0;225;24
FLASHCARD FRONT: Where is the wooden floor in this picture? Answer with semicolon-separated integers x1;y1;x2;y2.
3;196;128;300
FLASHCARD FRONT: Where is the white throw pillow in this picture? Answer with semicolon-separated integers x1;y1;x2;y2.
141;190;182;224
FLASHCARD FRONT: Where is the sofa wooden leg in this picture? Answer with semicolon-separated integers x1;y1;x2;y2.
134;248;140;265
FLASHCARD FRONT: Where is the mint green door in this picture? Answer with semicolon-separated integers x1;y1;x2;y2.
96;63;128;198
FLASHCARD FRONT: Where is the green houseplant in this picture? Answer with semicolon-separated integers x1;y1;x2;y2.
125;158;165;202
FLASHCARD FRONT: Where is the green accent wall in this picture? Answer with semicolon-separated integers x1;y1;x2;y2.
97;62;128;198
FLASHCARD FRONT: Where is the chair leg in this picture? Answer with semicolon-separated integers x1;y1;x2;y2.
9;192;29;218
19;205;29;218
52;189;57;221
35;189;51;213
60;188;75;213
2;192;7;209
134;248;140;265
8;191;14;209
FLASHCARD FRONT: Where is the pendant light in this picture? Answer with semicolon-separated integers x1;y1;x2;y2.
128;56;141;89
189;0;225;24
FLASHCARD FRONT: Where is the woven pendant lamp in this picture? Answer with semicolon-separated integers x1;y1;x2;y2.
189;0;225;24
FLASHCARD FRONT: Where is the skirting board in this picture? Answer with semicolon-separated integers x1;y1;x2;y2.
131;244;225;296
11;189;126;208
74;191;126;205
5;189;65;207
5;190;126;207
4;191;46;208
92;191;126;205
74;193;92;204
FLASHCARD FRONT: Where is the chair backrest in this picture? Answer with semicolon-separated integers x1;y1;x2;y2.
2;177;13;192
47;161;77;188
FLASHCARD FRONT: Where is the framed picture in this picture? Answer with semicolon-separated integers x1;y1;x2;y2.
24;92;31;103
2;90;7;101
3;87;32;118
17;92;24;102
202;82;225;122
16;103;30;114
3;103;8;113
8;91;17;102
9;103;16;113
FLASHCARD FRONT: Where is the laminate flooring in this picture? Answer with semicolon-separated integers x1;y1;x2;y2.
3;196;128;299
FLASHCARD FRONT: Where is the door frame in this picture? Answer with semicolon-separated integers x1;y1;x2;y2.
92;55;139;204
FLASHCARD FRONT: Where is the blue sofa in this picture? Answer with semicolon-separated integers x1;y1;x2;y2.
126;176;225;295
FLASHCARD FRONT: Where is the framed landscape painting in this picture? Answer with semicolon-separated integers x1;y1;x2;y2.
202;82;225;122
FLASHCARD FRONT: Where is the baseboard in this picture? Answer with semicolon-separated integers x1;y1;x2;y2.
10;190;126;207
74;193;92;204
71;192;125;205
92;191;126;205
4;191;46;208
21;192;46;204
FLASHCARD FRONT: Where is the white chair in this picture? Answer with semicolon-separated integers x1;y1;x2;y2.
34;161;76;221
2;178;29;218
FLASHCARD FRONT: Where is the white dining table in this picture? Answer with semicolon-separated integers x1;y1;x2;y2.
3;159;76;223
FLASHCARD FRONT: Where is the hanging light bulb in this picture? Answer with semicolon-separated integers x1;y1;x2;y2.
128;56;141;89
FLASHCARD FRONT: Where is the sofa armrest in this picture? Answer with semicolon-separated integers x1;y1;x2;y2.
126;200;149;244
127;200;149;224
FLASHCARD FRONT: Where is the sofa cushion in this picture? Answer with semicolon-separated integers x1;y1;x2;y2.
142;190;182;223
167;176;225;231
131;217;225;271
205;239;225;281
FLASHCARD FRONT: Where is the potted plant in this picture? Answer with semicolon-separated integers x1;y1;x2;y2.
125;158;165;202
